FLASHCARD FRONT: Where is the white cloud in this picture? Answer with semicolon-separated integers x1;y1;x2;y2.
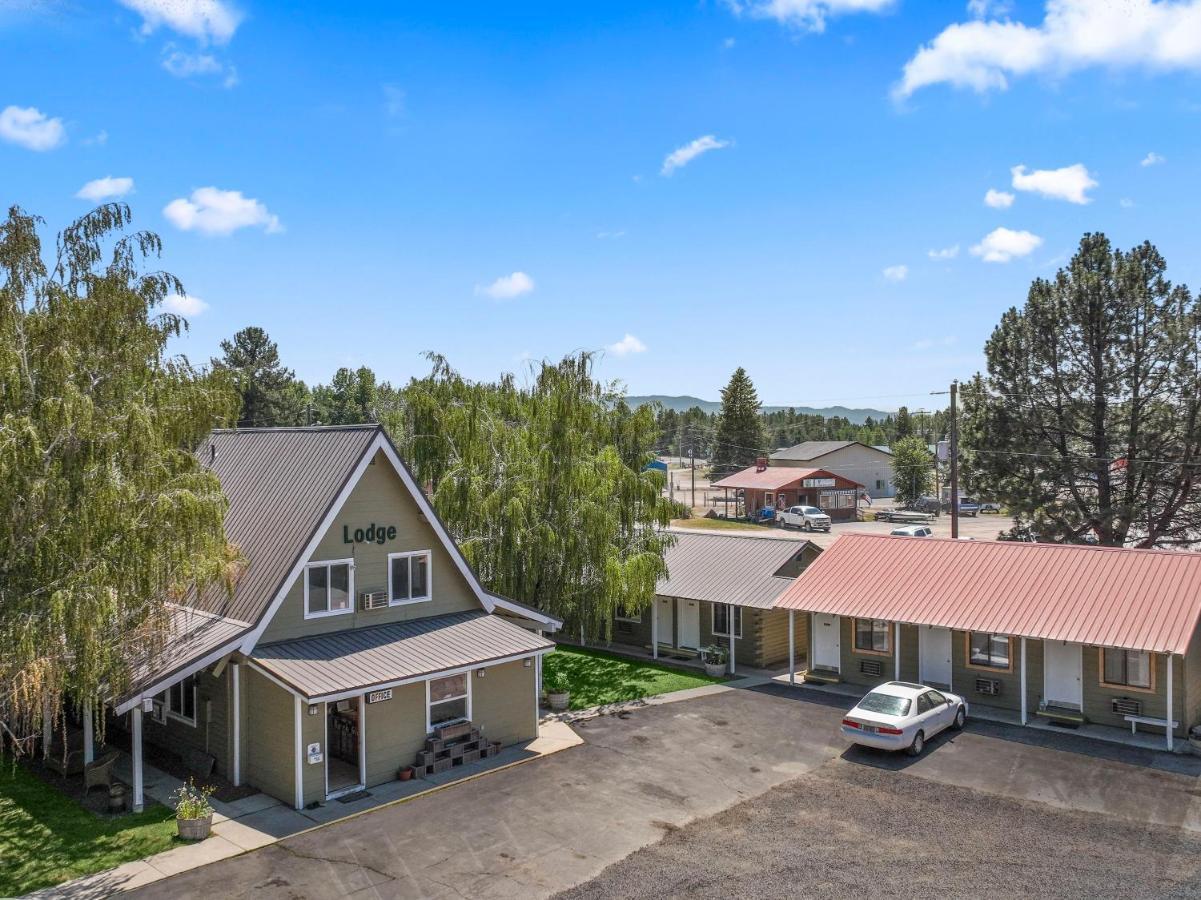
984;188;1014;208
76;176;135;201
967;0;1012;17
118;0;241;44
883;264;908;282
1011;163;1097;204
162;46;238;86
895;0;1201;99
476;271;535;300
661;135;730;176
607;333;648;356
722;36;737;48
928;244;960;260
1141;151;1166;167
0;105;65;151
724;0;895;33
163;187;282;236
970;226;1043;263
83;130;109;146
162;292;209;316
1120;197;1135;208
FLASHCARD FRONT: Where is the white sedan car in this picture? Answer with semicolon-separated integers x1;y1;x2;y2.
840;682;967;756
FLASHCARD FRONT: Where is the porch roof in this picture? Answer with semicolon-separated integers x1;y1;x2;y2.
250;610;554;700
659;530;811;609
773;533;1201;655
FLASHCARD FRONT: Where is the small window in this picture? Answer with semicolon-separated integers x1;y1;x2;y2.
165;674;197;726
968;632;1011;670
916;692;933;714
428;672;469;728
389;551;432;605
305;560;353;618
765;493;775;508
1103;648;1152;689
712;605;742;638
854;618;890;653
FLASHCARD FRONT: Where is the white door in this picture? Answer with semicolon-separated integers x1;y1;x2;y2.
812;613;840;671
678;599;701;650
657;597;674;647
1044;641;1083;709
920;627;953;687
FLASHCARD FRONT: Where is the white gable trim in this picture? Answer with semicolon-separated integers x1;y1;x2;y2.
114;640;242;715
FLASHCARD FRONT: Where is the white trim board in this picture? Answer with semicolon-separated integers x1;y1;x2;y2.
114;640;242;715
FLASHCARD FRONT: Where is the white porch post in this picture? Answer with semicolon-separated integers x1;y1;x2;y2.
1019;637;1028;725
293;695;304;810
918;628;925;684
82;704;95;765
1167;653;1174;752
788;610;796;686
131;706;144;813
728;603;736;675
809;612;815;676
652;601;659;660
894;623;901;681
231;662;242;786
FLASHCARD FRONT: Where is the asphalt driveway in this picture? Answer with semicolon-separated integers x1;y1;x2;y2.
123;685;1201;899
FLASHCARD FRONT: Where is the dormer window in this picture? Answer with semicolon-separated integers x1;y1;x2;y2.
305;559;353;619
389;550;432;605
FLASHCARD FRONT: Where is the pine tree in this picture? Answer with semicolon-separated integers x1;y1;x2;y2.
893;406;914;441
891;436;933;506
213;327;305;427
711;367;765;478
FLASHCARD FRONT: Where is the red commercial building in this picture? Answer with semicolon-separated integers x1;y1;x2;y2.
712;459;864;522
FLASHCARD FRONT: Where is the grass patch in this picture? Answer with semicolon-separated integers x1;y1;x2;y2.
671;517;771;533
545;646;723;710
0;761;178;895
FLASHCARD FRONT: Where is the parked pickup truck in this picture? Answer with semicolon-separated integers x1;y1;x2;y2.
778;505;832;532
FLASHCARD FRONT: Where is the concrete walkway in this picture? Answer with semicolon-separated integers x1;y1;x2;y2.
36;720;582;898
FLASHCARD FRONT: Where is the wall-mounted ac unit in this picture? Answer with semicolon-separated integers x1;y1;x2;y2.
1112;697;1141;717
361;590;388;611
151;699;166;725
860;659;883;677
975;678;1001;696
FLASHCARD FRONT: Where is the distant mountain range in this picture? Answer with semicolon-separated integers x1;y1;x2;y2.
625;395;892;424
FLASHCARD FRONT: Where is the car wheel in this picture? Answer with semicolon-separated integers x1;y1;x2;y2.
952;706;965;730
804;522;812;532
906;730;925;757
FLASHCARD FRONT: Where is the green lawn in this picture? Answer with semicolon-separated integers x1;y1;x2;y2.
0;761;178;896
544;646;723;710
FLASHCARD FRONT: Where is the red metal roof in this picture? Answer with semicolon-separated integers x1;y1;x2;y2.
711;466;862;491
773;533;1201;655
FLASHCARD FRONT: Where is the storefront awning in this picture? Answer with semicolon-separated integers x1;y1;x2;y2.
250;610;554;701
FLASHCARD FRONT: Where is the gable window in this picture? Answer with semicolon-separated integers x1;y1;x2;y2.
305;559;353;619
1102;648;1152;690
389;551;432;605
165;674;198;726
427;672;469;729
968;632;1011;670
711;604;742;638
854;618;890;654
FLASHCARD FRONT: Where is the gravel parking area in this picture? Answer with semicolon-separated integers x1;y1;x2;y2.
559;759;1201;900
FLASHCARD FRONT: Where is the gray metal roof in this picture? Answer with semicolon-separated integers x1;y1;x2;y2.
251;610;554;699
769;440;870;461
658;531;812;609
194;426;380;623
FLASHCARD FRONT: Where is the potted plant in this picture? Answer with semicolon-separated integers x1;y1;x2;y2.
397;765;415;781
172;778;216;841
544;668;571;712
702;644;728;677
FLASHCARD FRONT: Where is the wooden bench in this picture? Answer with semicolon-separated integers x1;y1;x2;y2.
1035;707;1085;726
1124;714;1178;736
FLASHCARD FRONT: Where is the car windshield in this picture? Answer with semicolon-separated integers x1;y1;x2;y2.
801;506;823;515
857;693;911;717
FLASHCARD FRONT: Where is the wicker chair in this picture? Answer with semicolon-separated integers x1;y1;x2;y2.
84;751;119;795
44;731;86;777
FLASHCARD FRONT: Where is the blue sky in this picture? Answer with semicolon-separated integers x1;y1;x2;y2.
4;0;1200;410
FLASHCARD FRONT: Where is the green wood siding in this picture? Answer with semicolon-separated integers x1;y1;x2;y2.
1081;647;1184;736
245;668;295;804
839;616;895;688
363;683;426;787
300;700;325;805
473;659;537;746
141;666;231;777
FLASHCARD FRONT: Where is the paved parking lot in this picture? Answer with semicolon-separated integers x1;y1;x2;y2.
123;686;1201;899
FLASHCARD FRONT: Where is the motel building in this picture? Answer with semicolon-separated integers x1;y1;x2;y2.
97;425;560;811
711;460;863;523
774;533;1201;749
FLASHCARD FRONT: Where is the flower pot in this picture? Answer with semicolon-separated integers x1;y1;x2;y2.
704;662;726;678
108;784;127;813
177;813;213;841
398;766;415;781
547;691;570;712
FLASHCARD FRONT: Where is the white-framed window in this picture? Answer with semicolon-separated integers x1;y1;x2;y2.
165;674;198;726
389;550;431;606
426;672;470;730
711;604;742;638
305;559;354;619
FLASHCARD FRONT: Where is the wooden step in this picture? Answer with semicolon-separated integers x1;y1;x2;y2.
804;669;841;685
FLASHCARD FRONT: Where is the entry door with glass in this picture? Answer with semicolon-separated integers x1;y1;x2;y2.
920;627;953;688
812;613;841;672
326;696;364;798
678;599;701;650
1044;641;1083;709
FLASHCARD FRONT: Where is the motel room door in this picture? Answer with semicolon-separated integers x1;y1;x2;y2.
1044;641;1083;709
678;599;701;650
812;613;840;672
919;627;953;688
657;596;675;648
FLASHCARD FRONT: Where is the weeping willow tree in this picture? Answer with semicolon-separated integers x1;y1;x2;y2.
391;353;674;639
0;205;239;753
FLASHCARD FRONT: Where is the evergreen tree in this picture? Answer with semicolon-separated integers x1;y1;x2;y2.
891;435;933;506
711;367;765;477
0;205;239;748
213;327;305;427
894;406;914;441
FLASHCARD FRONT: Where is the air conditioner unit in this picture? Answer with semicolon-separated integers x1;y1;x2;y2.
975;678;1001;696
151;699;166;725
860;659;883;677
361;590;389;611
1112;697;1141;717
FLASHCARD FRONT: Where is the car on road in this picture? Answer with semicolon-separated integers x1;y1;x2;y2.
890;525;933;537
979;501;1001;514
943;496;981;517
908;496;941;514
840;682;967;756
778;505;832;532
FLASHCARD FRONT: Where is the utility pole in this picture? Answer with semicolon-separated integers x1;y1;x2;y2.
949;380;959;539
690;447;696;513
